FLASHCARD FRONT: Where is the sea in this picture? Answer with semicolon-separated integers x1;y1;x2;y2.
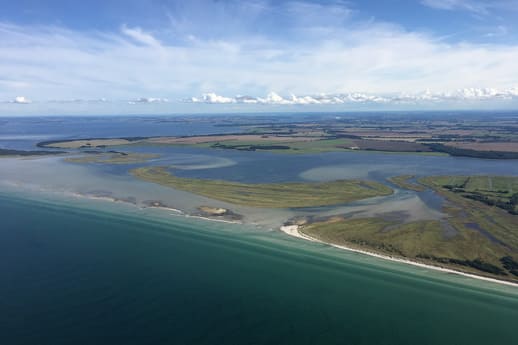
1;114;518;344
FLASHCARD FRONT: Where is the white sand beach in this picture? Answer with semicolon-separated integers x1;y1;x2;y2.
280;225;518;288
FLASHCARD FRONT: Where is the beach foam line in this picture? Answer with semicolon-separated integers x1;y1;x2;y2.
280;225;518;288
143;205;183;214
69;190;242;225
185;214;242;224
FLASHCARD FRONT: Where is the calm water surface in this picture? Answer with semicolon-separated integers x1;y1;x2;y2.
1;193;518;345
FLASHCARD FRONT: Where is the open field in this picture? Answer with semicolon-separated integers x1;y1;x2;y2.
65;152;159;164
420;175;518;214
345;139;433;152
131;166;393;208
208;138;359;153
146;134;319;145
426;143;518;159
37;135;449;155
443;141;518;152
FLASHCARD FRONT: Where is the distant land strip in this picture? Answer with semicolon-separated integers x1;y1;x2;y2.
0;148;66;156
37;133;518;159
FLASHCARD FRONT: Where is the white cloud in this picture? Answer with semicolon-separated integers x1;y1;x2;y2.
128;97;169;104
191;93;235;104
12;96;31;104
121;25;162;47
421;0;518;13
188;87;518;105
421;0;488;13
47;98;108;103
261;92;291;104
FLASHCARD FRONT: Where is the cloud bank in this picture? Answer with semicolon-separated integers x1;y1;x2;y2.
188;88;518;105
3;88;518;108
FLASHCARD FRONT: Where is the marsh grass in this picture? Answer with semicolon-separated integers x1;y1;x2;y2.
131;166;393;208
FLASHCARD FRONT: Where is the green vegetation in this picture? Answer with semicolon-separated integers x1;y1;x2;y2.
422;175;518;215
208;138;355;154
501;256;518;276
388;175;426;192
65;152;159;164
302;218;442;257
36;114;518;159
301;215;518;280
205;139;445;155
211;142;291;151
38;138;140;149
40;134;516;158
300;175;518;281
131;166;393;208
426;143;518;159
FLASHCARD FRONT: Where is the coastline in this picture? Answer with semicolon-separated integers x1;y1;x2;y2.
0;181;244;227
280;225;518;288
2;180;516;287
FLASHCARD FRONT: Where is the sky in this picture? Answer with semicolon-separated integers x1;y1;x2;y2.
1;0;518;115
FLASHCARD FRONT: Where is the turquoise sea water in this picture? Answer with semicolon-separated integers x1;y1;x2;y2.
1;192;518;345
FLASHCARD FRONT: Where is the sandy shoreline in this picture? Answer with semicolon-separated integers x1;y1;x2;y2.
280;225;518;288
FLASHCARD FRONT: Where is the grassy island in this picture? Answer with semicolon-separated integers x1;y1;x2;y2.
131;166;393;208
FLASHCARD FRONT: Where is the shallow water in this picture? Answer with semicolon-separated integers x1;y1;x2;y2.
2;115;518;227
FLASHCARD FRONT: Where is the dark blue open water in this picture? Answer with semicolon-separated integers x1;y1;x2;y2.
1;193;518;345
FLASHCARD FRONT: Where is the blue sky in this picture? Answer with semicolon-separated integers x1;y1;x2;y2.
1;0;518;115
